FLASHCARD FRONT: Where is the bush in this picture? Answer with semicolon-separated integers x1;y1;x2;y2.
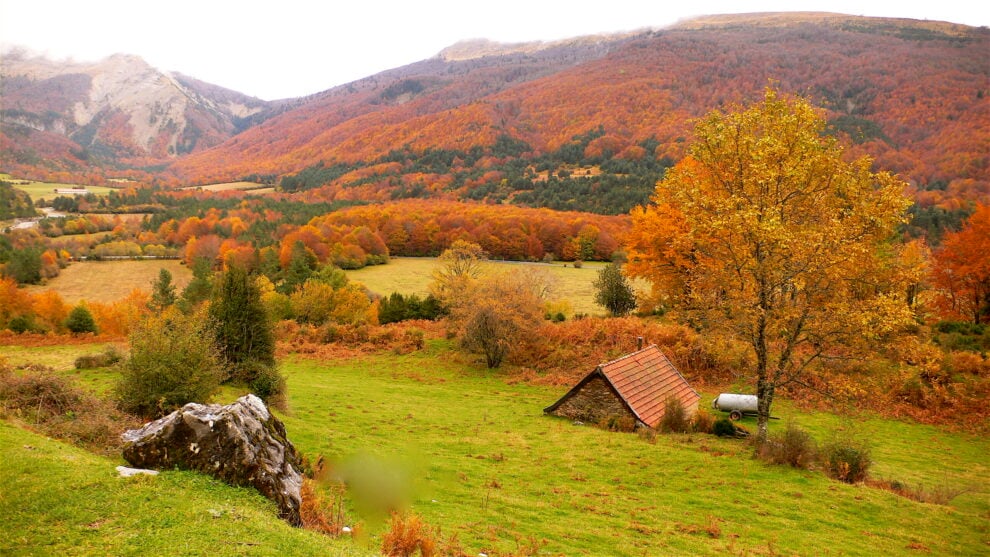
659;396;692;433
692;409;715;434
115;310;224;418
242;359;288;408
299;479;348;536
0;367;139;456
820;436;872;483
64;304;97;334
713;418;737;437
944;351;990;377
756;422;817;470
600;415;636;432
8;314;41;334
74;346;122;369
381;512;440;557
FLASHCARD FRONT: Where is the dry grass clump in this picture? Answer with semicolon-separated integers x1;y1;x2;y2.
754;422;818;470
0;363;139;456
380;512;440;557
659;396;692;433
299;478;349;536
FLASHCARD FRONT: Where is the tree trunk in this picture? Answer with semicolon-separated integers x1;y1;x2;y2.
756;379;774;443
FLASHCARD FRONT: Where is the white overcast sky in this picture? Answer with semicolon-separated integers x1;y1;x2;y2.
1;1;988;100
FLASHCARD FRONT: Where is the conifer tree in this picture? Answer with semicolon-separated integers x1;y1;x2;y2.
179;257;213;311
65;303;98;334
149;268;177;312
209;264;276;371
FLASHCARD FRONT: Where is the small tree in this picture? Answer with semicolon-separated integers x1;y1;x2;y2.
279;240;318;294
115;309;223;417
593;263;637;316
149;268;177;312
625;88;914;442
5;247;43;284
65;303;98;334
179;257;213;311
430;240;487;306
451;274;543;368
931;203;990;323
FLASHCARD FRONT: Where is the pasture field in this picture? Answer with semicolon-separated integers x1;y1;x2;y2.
1;174;118;203
31;257;628;316
1;339;987;556
346;257;630;316
181;181;272;193
24;260;192;304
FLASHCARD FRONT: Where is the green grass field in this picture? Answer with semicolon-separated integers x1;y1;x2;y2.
1;174;118;203
2;340;987;556
346;257;631;316
0;423;370;557
24;260;192;304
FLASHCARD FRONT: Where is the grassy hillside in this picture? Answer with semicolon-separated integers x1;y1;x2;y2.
276;347;990;556
4;339;986;556
0;422;370;556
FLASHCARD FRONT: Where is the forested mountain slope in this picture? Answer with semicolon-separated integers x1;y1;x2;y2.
166;13;988;216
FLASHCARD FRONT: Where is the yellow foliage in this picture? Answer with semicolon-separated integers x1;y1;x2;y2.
625;87;915;437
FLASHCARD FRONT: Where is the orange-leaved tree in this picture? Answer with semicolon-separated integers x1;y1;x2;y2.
626;88;915;442
931;204;990;323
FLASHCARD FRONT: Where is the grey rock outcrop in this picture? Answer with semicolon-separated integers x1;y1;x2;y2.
121;394;303;525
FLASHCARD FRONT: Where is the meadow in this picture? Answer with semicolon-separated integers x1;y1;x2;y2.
2;174;118;203
345;257;624;316
1;339;987;556
24;260;192;304
180;181;274;195
28;257;614;315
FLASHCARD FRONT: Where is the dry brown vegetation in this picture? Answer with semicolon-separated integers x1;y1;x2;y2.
24;260;192;304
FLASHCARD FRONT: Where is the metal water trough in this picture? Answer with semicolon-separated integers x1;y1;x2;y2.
711;393;759;421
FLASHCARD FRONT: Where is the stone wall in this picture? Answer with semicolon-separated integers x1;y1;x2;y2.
550;375;636;426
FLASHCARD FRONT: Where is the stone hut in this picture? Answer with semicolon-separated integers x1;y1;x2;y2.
543;344;700;429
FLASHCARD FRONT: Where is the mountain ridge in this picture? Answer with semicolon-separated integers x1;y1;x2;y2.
0;50;277;167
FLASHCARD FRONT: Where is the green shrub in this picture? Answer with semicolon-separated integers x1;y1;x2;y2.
756;422;817;469
241;359;288;406
64;304;97;334
8;314;40;334
713;418;737;437
820;436;872;483
115;310;224;418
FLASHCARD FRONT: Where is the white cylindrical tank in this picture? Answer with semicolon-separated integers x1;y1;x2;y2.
711;393;759;419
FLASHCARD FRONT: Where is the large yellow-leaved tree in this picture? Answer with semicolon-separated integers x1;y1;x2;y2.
626;88;915;441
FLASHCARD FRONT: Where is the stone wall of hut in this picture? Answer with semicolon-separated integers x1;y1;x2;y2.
549;375;636;427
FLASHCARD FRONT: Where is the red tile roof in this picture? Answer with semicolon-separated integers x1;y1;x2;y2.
597;345;700;427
